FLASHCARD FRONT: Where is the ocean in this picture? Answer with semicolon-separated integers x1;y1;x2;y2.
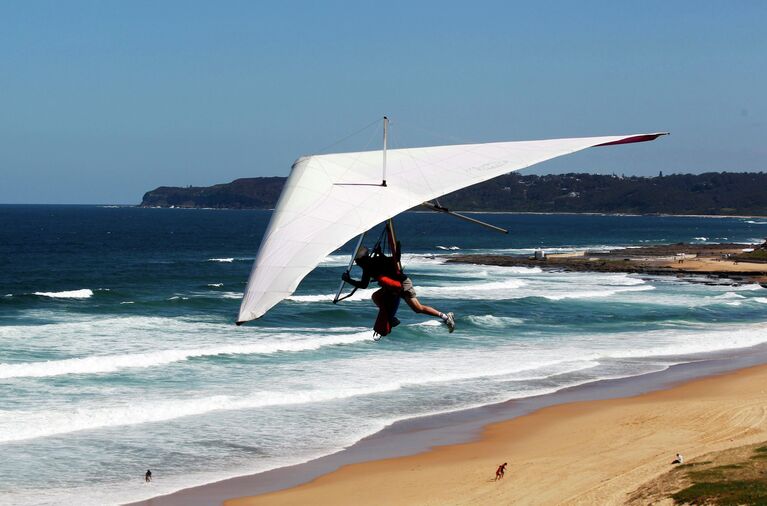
1;205;766;505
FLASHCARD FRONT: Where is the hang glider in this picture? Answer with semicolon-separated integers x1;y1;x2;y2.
237;119;667;324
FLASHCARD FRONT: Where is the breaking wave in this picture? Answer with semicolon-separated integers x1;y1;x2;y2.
465;315;525;328
33;289;94;299
712;292;746;300
9;318;767;445
0;384;401;443
542;285;655;301
0;330;375;380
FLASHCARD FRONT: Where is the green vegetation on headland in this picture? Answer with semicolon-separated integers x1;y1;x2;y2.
140;172;767;215
141;176;285;210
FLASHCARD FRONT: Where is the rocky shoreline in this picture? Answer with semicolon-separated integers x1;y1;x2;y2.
446;243;767;285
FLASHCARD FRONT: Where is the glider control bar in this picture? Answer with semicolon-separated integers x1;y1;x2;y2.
421;201;508;234
333;232;366;304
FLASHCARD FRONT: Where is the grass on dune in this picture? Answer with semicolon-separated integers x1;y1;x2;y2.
670;445;767;505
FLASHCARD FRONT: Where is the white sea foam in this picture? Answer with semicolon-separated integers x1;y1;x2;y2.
0;331;375;379
436;245;461;250
755;297;767;304
0;352;620;444
208;283;224;287
542;284;655;301
411;319;442;326
621;289;761;308
564;271;651;285
488;359;600;383
692;236;708;241
288;293;340;303
713;292;746;300
33;289;94;299
465;315;525;327
415;279;528;300
207;257;234;263
5;317;767;467
505;266;543;274
728;283;765;291
604;324;767;359
319;254;350;265
745;220;767;225
0;316;297;360
288;289;377;303
471;244;626;255
0;384;402;443
292;271;649;303
427;278;526;292
404;254;449;266
320;252;450;268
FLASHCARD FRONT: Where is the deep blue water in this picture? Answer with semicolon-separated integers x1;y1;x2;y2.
1;205;766;505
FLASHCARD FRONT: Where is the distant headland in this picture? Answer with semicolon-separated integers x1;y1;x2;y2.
140;172;767;216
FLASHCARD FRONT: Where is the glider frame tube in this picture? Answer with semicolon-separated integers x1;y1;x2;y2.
421;201;509;234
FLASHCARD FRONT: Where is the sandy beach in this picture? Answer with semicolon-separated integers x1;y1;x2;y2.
223;363;767;506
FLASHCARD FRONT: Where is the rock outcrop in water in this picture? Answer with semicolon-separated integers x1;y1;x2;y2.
446;243;767;285
140;172;767;215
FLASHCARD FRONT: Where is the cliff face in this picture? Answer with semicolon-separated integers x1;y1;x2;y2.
140;172;767;215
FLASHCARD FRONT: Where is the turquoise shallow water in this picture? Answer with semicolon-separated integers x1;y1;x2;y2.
1;206;766;505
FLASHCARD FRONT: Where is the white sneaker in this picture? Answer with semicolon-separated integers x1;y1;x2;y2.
445;312;455;333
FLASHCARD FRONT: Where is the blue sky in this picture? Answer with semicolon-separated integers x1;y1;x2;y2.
1;1;765;204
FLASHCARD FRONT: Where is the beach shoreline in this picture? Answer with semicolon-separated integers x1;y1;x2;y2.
129;341;767;506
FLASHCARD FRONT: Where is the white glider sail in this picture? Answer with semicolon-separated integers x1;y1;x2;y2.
237;131;666;323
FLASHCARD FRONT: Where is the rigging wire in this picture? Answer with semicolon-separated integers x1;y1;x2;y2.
395;120;475;147
314;117;382;155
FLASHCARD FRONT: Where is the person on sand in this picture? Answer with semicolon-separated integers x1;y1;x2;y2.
672;453;684;464
495;462;508;480
342;246;455;332
145;469;152;482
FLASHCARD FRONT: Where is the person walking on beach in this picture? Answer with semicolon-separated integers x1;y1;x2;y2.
495;462;508;480
145;469;152;482
672;453;684;464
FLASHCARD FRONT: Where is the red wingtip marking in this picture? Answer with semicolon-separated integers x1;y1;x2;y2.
594;133;669;147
